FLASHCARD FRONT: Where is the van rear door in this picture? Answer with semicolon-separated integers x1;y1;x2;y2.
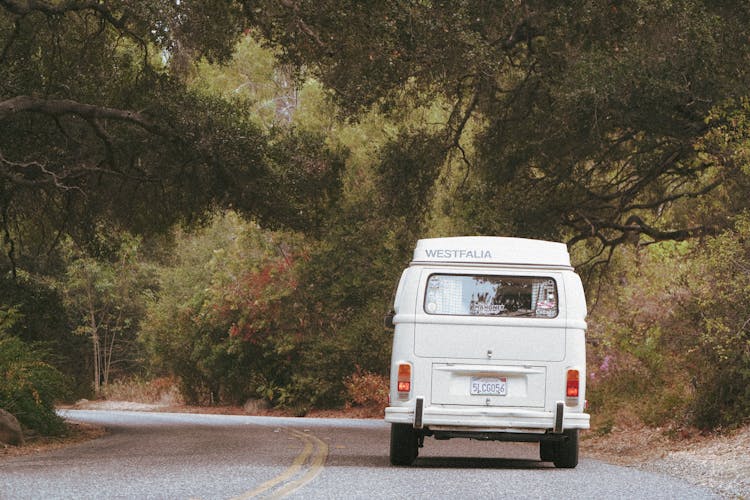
413;269;566;408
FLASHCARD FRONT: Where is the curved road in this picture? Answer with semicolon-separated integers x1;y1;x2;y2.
0;410;717;499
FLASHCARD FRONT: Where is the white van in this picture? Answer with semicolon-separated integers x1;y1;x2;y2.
384;236;589;467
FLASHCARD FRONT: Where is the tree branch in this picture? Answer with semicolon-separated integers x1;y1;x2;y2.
604;215;716;242
0;95;164;135
0;16;23;63
1;195;18;280
0;0;152;68
445;84;480;171
567;213;718;251
0;0;129;29
276;0;326;49
493;13;542;51
623;177;721;212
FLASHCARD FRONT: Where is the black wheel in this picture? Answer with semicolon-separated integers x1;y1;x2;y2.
390;423;419;466
552;429;579;468
540;441;555;462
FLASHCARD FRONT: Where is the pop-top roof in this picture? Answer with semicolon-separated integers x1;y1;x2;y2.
412;236;571;267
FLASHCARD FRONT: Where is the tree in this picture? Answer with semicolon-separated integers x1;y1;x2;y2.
0;1;343;278
245;1;750;259
0;307;68;435
0;273;90;396
60;228;154;395
140;211;302;405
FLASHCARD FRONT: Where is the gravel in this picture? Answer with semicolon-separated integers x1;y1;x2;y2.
638;426;750;499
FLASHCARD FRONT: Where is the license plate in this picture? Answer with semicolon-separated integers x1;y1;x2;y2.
470;377;507;396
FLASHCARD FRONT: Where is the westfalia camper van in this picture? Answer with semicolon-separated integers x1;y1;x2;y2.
384;237;589;467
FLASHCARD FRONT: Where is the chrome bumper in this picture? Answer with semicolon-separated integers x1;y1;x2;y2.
385;402;590;431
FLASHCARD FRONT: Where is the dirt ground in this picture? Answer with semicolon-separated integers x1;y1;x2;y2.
0;421;106;458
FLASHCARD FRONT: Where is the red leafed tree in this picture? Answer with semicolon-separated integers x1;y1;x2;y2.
213;256;299;344
140;211;308;405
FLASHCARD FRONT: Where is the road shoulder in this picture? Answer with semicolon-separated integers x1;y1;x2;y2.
582;424;750;498
0;421;106;459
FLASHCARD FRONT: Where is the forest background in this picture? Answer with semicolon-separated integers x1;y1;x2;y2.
1;1;749;437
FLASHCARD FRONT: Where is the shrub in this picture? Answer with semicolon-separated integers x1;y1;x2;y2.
676;216;750;428
0;276;90;399
584;244;695;427
139;212;302;406
586;223;750;431
0;312;68;436
101;376;183;405
344;369;389;410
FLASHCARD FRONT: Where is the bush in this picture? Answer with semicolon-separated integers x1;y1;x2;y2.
586;224;750;431
139;212;302;406
0;276;90;399
585;244;694;427
676;216;750;428
101;376;183;405
344;369;389;410
0;312;68;436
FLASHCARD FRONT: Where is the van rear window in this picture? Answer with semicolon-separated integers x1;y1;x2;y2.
424;274;558;318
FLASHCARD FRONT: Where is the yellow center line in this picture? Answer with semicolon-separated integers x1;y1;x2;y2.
232;431;314;500
268;429;329;499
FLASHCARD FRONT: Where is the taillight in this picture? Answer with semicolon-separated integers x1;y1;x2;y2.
566;369;580;398
397;363;411;395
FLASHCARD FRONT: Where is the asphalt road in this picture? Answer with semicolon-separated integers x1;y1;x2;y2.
0;410;718;499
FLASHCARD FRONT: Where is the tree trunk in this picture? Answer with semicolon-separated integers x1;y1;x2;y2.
91;310;100;397
87;288;101;397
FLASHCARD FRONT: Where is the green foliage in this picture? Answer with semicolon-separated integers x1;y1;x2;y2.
586;245;694;426
675;215;750;428
282;204;412;408
0;275;89;397
377;131;446;224
582;97;750;430
260;127;346;235
6;0;750;433
60;227;155;394
59;225;155;396
192;36;291;129
139;171;412;410
0;5;344;280
587;223;750;430
0;310;68;436
249;1;750;252
140;211;302;405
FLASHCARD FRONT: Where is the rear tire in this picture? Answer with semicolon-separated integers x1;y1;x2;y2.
390;423;418;466
552;429;579;468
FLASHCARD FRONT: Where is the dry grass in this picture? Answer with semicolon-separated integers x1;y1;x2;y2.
101;376;183;406
580;408;720;465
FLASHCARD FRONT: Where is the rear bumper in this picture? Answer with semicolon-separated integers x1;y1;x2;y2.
384;404;590;432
